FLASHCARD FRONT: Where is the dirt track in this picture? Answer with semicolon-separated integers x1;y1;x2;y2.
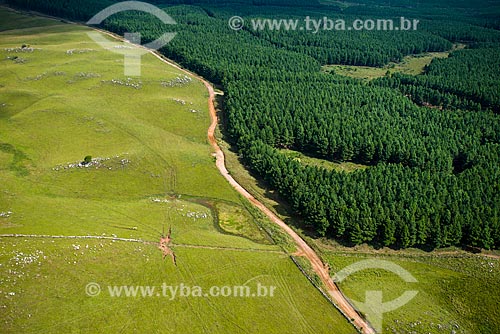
92;28;375;334
203;78;375;334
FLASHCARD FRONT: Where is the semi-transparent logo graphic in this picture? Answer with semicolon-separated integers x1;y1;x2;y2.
333;259;419;333
87;1;177;76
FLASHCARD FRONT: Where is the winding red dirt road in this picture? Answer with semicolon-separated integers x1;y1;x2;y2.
203;75;375;334
93;28;375;334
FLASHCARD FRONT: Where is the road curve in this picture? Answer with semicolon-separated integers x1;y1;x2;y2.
92;28;375;334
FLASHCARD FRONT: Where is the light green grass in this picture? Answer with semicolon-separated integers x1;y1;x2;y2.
0;24;235;201
0;238;355;334
281;149;369;173
322;48;463;80
323;251;500;333
0;8;355;333
215;201;273;245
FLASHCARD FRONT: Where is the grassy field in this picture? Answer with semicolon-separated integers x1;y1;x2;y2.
214;201;273;245
0;7;356;334
280;149;369;173
318;246;500;334
0;238;357;334
322;47;464;80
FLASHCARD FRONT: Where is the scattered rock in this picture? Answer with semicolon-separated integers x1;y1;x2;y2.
102;78;142;89
26;73;47;81
152;198;170;203
52;154;130;171
0;211;13;218
172;98;187;105
186;211;208;219
75;72;100;79
161;75;192;88
4;47;41;53
66;49;95;55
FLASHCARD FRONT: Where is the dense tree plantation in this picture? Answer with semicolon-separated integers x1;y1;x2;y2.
247;21;452;67
374;47;500;112
243;140;500;249
225;75;500;169
101;9;321;84
7;0;500;249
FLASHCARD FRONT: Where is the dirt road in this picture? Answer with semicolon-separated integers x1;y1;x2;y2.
203;79;375;334
92;29;375;334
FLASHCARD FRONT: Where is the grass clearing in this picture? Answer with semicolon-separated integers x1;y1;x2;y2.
0;8;356;333
214;201;273;245
280;149;369;173
322;45;465;80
